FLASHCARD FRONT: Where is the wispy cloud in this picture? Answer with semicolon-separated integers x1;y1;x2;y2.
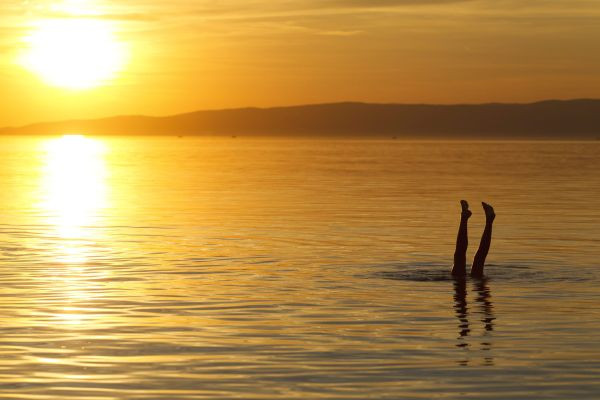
319;0;471;6
40;11;159;21
7;0;599;26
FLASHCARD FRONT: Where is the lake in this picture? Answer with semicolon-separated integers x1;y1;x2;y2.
0;136;599;399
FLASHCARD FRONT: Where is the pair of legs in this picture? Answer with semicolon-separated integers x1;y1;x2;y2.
451;200;495;278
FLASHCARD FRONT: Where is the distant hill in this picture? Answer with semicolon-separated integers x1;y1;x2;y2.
2;99;600;138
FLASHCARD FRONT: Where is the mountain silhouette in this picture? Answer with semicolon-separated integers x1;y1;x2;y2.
2;99;599;138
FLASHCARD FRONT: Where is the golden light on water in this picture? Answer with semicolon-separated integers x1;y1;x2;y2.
19;17;128;90
41;135;107;263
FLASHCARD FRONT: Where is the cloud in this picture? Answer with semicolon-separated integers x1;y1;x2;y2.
234;21;363;37
41;11;159;21
320;0;470;6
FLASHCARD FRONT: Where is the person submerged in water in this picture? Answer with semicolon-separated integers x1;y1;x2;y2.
451;200;495;278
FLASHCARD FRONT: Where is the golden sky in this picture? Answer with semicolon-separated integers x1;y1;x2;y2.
1;0;600;126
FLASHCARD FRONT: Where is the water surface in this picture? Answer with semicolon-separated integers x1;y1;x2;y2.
1;136;599;399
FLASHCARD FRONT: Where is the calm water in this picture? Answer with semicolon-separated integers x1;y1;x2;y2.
0;136;599;399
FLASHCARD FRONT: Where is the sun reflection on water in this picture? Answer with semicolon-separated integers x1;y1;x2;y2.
41;134;108;264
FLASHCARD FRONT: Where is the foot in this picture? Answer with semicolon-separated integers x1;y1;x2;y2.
482;202;495;222
460;200;472;219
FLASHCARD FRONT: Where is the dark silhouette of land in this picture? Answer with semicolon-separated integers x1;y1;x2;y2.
2;99;600;138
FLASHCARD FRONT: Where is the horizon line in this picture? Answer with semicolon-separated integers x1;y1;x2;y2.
3;97;599;131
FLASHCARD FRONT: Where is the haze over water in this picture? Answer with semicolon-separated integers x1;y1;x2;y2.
0;136;599;399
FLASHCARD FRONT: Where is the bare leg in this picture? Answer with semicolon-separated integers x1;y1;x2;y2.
451;200;471;277
470;202;495;278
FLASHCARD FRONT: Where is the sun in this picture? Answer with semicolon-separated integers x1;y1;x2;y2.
20;18;127;90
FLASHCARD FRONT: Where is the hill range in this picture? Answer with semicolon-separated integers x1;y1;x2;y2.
2;99;599;138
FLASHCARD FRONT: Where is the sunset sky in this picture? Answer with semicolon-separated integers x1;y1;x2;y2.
1;0;599;126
